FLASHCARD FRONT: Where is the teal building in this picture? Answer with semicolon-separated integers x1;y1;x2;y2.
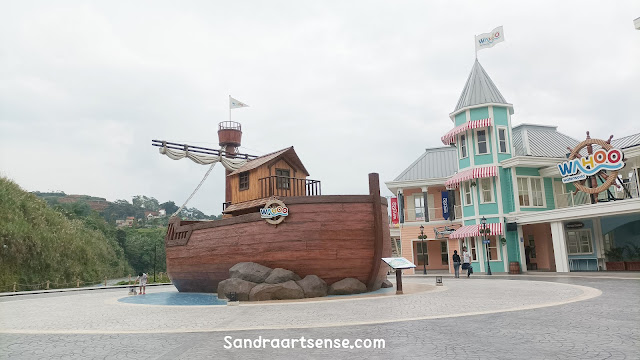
386;60;640;273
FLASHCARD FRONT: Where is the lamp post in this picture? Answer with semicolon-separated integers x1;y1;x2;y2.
419;225;427;275
481;217;492;275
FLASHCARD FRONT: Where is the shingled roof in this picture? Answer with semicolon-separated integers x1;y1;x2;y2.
228;147;310;176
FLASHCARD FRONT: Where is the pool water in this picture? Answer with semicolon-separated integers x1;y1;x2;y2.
118;291;227;306
118;286;395;306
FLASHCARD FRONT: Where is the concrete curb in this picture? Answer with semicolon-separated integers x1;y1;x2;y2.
0;283;174;297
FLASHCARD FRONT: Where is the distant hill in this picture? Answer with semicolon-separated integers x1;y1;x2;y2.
34;192;110;211
0;177;131;289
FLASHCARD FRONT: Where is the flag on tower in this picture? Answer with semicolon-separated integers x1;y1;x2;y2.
475;26;505;53
229;96;249;109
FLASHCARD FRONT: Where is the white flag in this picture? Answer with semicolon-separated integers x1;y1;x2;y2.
229;96;249;109
475;26;505;52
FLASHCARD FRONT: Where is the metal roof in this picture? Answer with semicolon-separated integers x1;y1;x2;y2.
394;146;458;181
512;124;579;158
611;133;640;149
454;59;509;113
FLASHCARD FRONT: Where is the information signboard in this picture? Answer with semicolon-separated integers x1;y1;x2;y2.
382;257;416;269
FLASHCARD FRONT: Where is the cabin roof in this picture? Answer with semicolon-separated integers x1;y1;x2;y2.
228;146;310;176
223;198;270;213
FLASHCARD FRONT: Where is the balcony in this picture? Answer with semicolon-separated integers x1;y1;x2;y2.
403;206;462;222
555;182;638;209
259;176;321;198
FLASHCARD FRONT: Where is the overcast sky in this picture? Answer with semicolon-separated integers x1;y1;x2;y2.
1;1;639;215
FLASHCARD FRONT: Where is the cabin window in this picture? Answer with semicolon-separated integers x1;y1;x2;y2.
276;169;290;189
239;171;249;191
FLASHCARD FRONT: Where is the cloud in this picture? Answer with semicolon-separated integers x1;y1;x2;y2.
1;0;639;214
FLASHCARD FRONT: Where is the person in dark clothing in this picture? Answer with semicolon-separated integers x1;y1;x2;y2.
452;250;461;278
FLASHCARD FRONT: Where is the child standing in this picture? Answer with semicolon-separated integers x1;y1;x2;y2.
135;272;148;295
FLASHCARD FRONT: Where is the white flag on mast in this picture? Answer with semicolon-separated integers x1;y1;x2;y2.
229;96;249;109
475;26;505;52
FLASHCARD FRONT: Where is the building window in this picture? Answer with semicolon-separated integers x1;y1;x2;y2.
414;195;425;221
487;236;501;261
566;229;593;254
468;237;478;261
479;178;494;203
463;181;473;206
275;169;290;189
517;176;546;207
460;134;468;159
441;241;448;265
416;242;428;266
517;177;530;206
239;171;249;191
498;127;508;153
476;129;488;155
530;178;544;206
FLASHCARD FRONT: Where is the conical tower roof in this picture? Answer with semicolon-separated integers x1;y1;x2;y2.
453;59;510;114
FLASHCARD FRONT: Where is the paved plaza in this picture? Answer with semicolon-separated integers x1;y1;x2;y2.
1;274;638;359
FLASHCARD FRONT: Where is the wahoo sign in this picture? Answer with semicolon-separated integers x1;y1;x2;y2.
260;206;289;218
557;148;624;183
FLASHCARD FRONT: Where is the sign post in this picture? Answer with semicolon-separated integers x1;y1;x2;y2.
382;257;417;295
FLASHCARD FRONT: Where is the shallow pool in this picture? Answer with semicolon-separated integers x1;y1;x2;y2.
118;291;227;306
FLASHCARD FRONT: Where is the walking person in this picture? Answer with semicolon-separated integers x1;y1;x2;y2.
135;272;148;295
452;250;461;278
462;246;473;278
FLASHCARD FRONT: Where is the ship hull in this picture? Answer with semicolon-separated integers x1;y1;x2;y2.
165;194;391;293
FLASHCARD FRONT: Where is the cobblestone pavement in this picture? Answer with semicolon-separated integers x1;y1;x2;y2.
0;276;638;359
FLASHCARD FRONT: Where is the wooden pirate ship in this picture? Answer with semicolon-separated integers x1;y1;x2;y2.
152;121;391;293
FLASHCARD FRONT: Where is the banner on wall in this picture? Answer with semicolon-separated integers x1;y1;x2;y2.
441;191;450;220
390;197;399;225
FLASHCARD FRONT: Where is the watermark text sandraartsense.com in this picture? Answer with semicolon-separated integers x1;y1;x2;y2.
224;336;385;350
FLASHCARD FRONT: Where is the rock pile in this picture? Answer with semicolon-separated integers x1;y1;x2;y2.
217;262;368;301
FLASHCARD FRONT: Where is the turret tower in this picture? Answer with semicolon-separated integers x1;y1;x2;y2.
218;121;243;204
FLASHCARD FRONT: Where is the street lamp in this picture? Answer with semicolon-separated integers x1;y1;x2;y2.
419;225;427;275
481;216;492;275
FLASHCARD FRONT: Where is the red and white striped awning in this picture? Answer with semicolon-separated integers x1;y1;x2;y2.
448;223;504;239
441;118;493;145
445;165;497;189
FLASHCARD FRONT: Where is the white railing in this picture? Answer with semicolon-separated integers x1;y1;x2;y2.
402;206;462;222
554;192;590;209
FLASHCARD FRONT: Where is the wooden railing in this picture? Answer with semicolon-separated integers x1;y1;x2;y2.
259;176;321;198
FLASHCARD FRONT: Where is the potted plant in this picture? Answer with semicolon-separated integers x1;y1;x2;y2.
605;247;625;271
624;245;640;271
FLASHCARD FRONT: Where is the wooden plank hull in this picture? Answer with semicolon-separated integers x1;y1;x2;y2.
165;194;391;293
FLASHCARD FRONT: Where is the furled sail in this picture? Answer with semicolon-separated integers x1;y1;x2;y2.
159;145;247;171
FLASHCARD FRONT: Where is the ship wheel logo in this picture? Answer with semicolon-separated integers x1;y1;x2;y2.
561;132;626;201
260;199;289;225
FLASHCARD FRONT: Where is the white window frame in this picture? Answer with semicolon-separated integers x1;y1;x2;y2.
414;195;425;221
517;176;547;208
497;126;509;154
485;235;502;261
566;229;593;255
479;177;495;204
475;129;489;155
463;181;473;206
466;237;478;261
459;133;468;159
